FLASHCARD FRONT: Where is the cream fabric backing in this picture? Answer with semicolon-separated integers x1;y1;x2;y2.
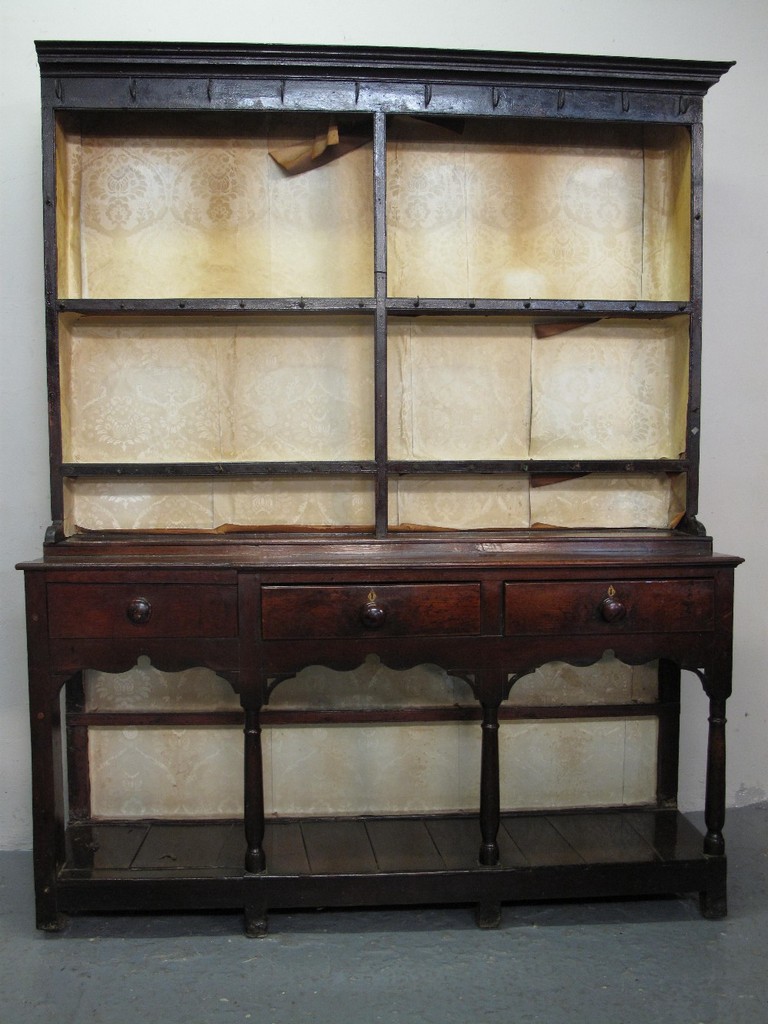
61;314;688;532
58;117;689;303
529;318;689;459
60;313;376;532
389;317;689;461
388;319;532;460
530;472;686;530
86;719;657;817
63;477;376;533
85;656;658;817
389;473;685;532
65;473;683;533
387;119;690;300
60;315;375;463
57;115;691;533
56;121;373;299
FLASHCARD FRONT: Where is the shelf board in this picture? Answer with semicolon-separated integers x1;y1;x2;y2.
59;459;689;479
56;298;377;315
60;461;377;478
388;460;689;475
57;809;717;915
387;299;692;317
60;809;706;878
56;298;692;318
69;702;668;728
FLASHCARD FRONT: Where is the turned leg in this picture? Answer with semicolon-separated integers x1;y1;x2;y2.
243;704;266;873
479;702;501;867
700;694;728;918
476;689;504;925
704;696;727;857
243;695;268;932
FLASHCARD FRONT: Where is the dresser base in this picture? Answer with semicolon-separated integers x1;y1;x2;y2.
48;808;726;934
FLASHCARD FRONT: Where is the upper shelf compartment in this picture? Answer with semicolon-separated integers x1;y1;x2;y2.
55;112;374;300
387;117;691;302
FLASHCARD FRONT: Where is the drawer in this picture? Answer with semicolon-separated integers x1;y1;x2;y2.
47;583;238;639
504;579;715;635
261;583;481;639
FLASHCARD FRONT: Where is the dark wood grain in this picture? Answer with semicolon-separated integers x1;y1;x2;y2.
48;583;238;639
623;809;703;862
65;823;149;873
261;583;481;639
263;822;312;875
301;820;378;874
131;824;236;870
503;815;585;866
365;819;444;873
549;813;660;864
427;816;527;869
504;579;715;635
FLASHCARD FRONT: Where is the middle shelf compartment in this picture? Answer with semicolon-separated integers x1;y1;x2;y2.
57;312;691;535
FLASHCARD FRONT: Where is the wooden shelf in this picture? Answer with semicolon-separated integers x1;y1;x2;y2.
58;810;719;918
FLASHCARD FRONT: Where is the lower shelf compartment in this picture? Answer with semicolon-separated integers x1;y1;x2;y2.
56;808;723;921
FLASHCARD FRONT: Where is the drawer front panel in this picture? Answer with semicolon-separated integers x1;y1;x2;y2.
261;584;481;639
48;583;238;639
504;580;715;635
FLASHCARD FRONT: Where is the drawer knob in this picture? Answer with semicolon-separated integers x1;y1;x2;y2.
126;597;152;625
360;600;387;629
599;596;626;623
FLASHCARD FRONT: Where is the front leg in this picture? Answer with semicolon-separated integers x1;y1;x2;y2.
704;695;727;857
698;692;728;919
243;703;266;873
479;701;501;867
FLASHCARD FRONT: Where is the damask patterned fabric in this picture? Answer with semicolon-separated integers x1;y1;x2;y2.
87;719;658;817
530;319;689;459
57;117;689;302
388;319;532;460
387;118;690;300
60;316;375;463
61;314;687;532
84;657;658;818
56;117;691;533
57;119;374;298
389;317;688;462
63;477;376;533
83;654;656;713
64;473;684;533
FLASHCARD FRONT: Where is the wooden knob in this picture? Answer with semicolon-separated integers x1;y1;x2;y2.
599;596;626;623
126;597;152;625
360;600;386;629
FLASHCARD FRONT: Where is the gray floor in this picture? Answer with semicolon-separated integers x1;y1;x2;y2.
1;805;766;1024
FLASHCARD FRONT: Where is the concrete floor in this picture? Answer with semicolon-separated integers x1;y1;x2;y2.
1;804;766;1024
